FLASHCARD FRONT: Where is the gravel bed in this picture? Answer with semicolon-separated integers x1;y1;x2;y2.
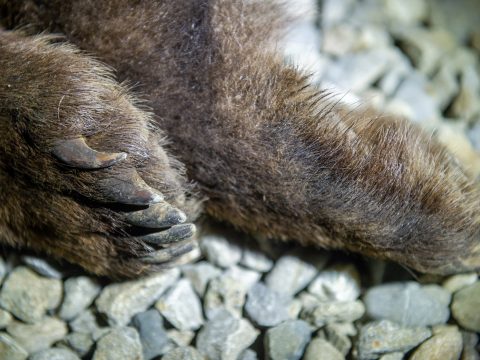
1;0;480;359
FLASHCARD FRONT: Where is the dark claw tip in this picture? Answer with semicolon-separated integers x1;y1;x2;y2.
52;137;127;169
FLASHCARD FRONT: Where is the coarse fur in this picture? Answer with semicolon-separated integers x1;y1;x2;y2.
0;0;479;278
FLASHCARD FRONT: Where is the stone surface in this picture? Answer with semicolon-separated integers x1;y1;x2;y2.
409;326;462;360
0;267;62;323
265;254;320;296
356;320;431;360
181;261;222;296
240;247;274;272
461;331;479;360
29;348;80;360
69;309;108;340
92;327;143;360
451;282;480;332
21;255;64;279
308;264;361;302
96;268;180;326
59;276;101;320
0;257;7;285
239;349;258;360
379;353;404;360
223;266;261;291
0;309;12;329
162;346;204;360
166;329;195;347
304;338;344;360
132;309;171;360
200;235;242;268
442;273;477;293
156;279;203;331
196;310;259;360
6;317;68;353
0;332;28;360
364;282;450;327
264;320;312;360
245;282;291;327
324;325;352;356
64;332;94;357
203;272;248;319
301;300;365;327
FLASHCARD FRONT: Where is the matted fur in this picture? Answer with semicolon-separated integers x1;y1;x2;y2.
0;0;479;277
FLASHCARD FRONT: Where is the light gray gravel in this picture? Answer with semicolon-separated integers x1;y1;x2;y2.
0;332;28;360
451;282;480;332
59;276;101;320
245;282;291;327
92;327;143;360
132;309;171;360
264;320;312;360
29;348;80;360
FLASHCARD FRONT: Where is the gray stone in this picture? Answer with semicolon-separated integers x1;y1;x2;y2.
162;346;204;360
0;267;62;324
451;282;480;332
239;349;257;360
0;332;28;360
0;257;6;285
410;325;462;360
245;283;291;327
29;348;80;360
265;254;321;296
304;338;344;360
132;309;171;360
64;332;94;357
364;282;450;327
181;261;222;296
264;320;312;360
379;353;404;360
224;266;261;291
156;279;203;331
324;325;353;356
21;255;64;279
241;248;274;272
356;320;431;360
321;0;355;26
384;0;428;24
96;268;179;326
93;327;143;360
200;234;242;268
203;272;248;319
166;329;195;347
196;310;259;360
301;300;365;327
59;276;101;320
449;65;480;121
69;309;108;341
6;317;68;354
0;309;12;329
429;63;460;111
461;331;479;360
308;264;361;302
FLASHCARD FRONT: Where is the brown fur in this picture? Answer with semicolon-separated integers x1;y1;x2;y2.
0;0;479;277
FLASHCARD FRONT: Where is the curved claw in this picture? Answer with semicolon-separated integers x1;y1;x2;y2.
139;223;196;245
125;202;187;228
141;241;196;264
52;137;127;169
99;169;164;205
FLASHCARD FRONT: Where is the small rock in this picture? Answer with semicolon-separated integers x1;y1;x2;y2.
156;279;203;331
196;310;259;360
241;247;274;272
0;257;6;284
356;320;431;360
6;317;68;353
69;310;108;341
0;332;28;360
64;332;94;357
304;338;344;360
265;254;322;296
379;353;404;360
308;264;361;302
364;282;450;327
245;283;291;327
162;346;204;360
0;267;62;323
239;349;258;360
203;273;248;319
410;326;462;360
442;273;478;294
181;261;222;296
21;255;64;279
264;320;312;360
384;0;428;24
224;266;261;290
451;282;480;332
29;348;80;360
200;234;242;268
321;0;355;26
132;309;171;360
96;268;179;326
0;309;12;329
449;65;480;121
324;325;353;356
461;331;479;360
301;300;365;327
59;276;101;320
166;329;195;347
428;63;460;111
93;327;142;360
